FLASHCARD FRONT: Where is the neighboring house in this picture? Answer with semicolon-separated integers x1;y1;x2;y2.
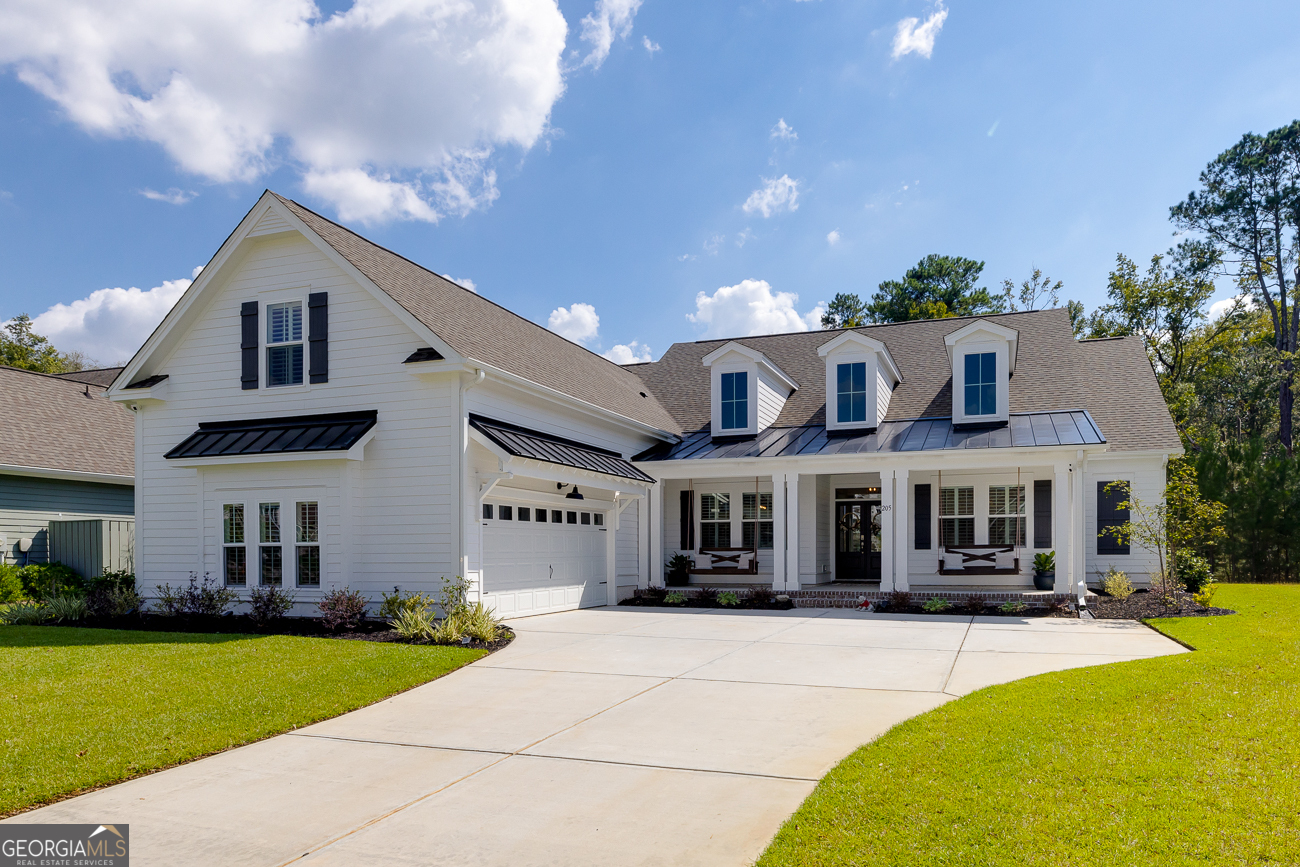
108;191;1181;616
0;365;135;571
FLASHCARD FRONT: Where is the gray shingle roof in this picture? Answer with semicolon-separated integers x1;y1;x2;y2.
629;309;1180;452
0;366;135;478
272;194;680;434
52;367;125;388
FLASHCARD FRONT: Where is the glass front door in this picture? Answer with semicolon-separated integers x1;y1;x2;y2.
835;501;882;581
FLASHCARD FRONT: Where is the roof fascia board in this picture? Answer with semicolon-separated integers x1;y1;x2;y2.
0;464;134;485
701;341;799;392
943;319;1020;371
169;449;364;468
817;331;903;384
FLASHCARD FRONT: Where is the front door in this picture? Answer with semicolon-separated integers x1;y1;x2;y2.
836;501;882;581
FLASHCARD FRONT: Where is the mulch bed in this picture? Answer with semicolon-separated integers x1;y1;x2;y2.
620;590;795;611
1089;588;1235;620
877;603;1076;618
37;614;516;652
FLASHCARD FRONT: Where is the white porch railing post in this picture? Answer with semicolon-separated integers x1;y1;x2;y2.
894;468;910;591
880;469;896;592
785;472;800;591
649;482;664;589
1072;451;1087;601
1053;461;1071;594
772;471;787;592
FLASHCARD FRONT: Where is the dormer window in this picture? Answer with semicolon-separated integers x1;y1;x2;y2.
963;352;997;416
266;301;303;387
836;362;868;424
720;371;749;430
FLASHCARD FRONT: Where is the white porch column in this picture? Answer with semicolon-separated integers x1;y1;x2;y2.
785;472;800;591
1072;452;1087;601
638;489;651;589
649;482;664;589
893;468;910;591
1053;461;1071;594
772;471;787;592
880;470;896;592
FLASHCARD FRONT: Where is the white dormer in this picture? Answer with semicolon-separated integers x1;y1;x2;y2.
817;331;902;431
701;342;798;437
943;319;1019;425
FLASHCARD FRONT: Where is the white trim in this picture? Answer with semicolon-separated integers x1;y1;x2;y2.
943;319;1020;371
701;341;799;391
0;463;134;486
817;331;902;383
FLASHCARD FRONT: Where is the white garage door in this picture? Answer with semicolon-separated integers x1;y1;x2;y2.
481;503;607;617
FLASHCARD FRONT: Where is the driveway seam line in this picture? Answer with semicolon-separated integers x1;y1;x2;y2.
513;751;819;782
940;616;975;693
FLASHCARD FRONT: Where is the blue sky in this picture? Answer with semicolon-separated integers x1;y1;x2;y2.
1;0;1297;366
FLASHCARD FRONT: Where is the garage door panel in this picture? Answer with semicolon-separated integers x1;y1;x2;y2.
482;504;607;617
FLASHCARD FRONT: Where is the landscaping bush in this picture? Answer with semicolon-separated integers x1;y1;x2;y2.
430;612;463;643
999;600;1029;615
1100;566;1134;599
379;588;435;621
888;591;913;610
665;591;686;604
86;585;142;619
1194;579;1220;608
390;606;433;640
44;594;87;622
0;565;25;603
718;591;740;607
696;587;720;605
459;601;504;642
0;601;45;625
248;586;295;626
963;594;988;613
153;582;187;617
319;587;369;631
1174;549;1214;593
749;585;775;605
438;575;471;617
19;562;81;601
89;569;135;594
922;598;951;613
638;586;668;604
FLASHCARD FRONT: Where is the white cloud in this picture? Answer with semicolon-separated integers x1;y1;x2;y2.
1209;294;1254;320
687;279;823;339
703;233;725;255
771;118;797;141
742;175;799;218
140;187;196;205
548;302;600;344
579;0;642;69
735;228;755;248
642;35;660;54
442;274;477;293
0;0;568;224
28;276;193;365
602;340;652;364
827;229;841;245
892;3;948;59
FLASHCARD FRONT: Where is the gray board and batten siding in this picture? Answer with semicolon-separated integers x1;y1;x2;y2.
46;519;136;578
0;475;134;566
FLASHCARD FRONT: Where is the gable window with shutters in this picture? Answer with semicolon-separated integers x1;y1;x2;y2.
266;301;304;387
1097;481;1131;555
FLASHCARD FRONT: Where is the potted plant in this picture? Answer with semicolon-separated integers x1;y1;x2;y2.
665;553;692;587
1032;551;1056;591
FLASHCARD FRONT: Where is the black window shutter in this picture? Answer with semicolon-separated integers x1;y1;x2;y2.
240;301;258;390
1033;479;1052;548
1096;481;1130;555
308;292;328;384
679;490;695;550
914;484;931;550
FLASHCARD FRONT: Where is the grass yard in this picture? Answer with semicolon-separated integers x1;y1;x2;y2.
0;627;484;816
759;585;1300;866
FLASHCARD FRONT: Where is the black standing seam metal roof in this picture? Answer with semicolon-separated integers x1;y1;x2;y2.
165;410;378;459
469;415;655;483
633;411;1105;462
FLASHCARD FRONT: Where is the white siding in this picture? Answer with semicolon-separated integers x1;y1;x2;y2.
616;499;640;600
756;369;788;432
876;367;892;426
1084;455;1165;586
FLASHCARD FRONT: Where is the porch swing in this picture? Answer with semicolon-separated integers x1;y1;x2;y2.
936;467;1023;577
691;476;761;576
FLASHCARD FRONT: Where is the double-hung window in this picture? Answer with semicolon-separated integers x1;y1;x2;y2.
939;486;975;547
260;502;282;586
700;493;731;547
836;362;868;424
964;352;996;416
266;301;304;387
988;485;1026;546
1097;481;1131;555
720;371;748;430
742;492;773;549
223;504;246;586
296;501;320;586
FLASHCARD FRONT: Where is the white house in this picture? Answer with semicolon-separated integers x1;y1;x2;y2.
108;191;1182;615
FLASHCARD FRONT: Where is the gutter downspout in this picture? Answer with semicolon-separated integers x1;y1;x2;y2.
459;368;485;588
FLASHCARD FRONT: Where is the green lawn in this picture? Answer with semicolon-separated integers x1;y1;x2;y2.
759;585;1300;866
0;627;484;816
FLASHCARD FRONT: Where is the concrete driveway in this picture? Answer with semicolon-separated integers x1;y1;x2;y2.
12;607;1186;866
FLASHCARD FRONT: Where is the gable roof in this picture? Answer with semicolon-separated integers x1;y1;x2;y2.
269;194;679;435
629;308;1181;452
53;367;125;388
0;366;135;479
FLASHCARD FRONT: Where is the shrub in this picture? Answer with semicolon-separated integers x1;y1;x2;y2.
319;587;368;632
665;591;686;604
922;598;951;613
86;585;142;619
999;600;1029;615
390;606;433;640
718;591;740;607
379;588;435;622
20;562;82;601
89;569;135;594
749;585;775;605
44;594;88;622
1173;549;1214;594
638;586;668;604
438;575;471;618
0;601;46;625
963;594;988;613
178;574;238;617
0;565;25;603
1100;567;1134;600
696;587;720;605
248;586;295;625
460;601;504;642
153;583;187;617
430;613;463;643
888;591;913;611
1194;579;1219;608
